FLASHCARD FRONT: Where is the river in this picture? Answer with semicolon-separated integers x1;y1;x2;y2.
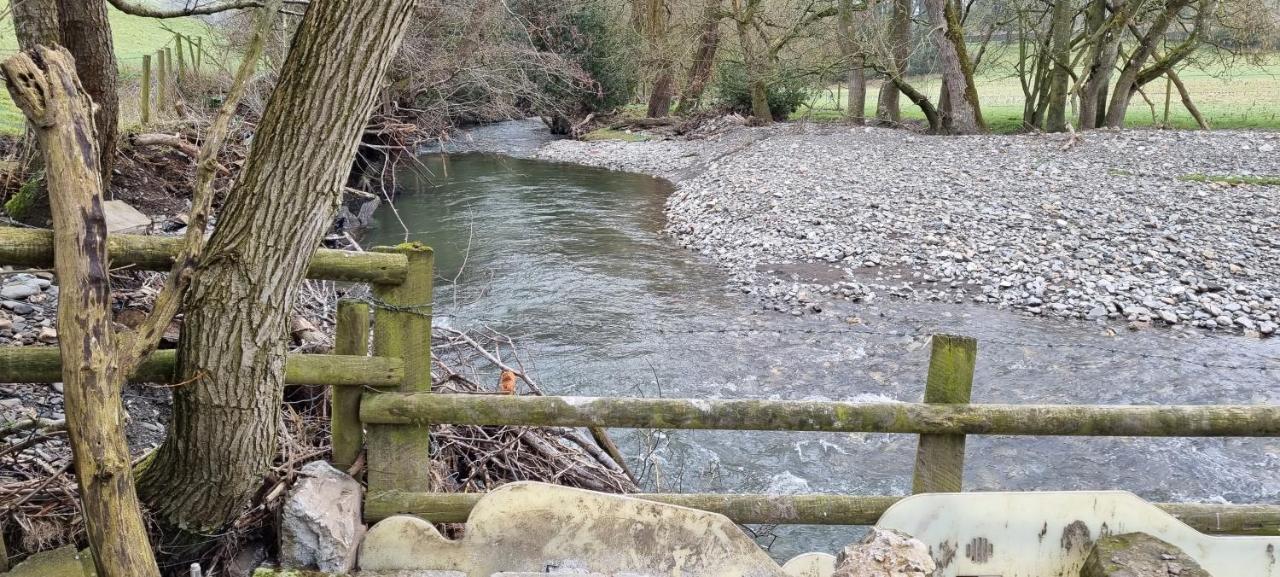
363;120;1280;559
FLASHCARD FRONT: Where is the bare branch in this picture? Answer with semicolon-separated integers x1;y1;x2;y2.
104;0;306;18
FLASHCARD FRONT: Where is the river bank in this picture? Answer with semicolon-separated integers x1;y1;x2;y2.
537;123;1280;336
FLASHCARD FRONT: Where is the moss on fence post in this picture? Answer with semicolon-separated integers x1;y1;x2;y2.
911;334;977;494
332;300;371;471
366;243;434;499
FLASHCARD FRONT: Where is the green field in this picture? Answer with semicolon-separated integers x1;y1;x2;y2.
0;1;213;133
796;52;1280;132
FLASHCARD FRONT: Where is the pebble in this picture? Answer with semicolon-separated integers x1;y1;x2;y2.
540;125;1280;336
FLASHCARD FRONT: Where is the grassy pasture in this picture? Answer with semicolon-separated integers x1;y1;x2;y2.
0;1;213;134
795;50;1280;132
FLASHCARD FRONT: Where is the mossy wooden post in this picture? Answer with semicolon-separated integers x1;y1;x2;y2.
164;47;174;101
367;244;434;497
911;334;976;493
174;34;186;83
140;54;151;125
333;300;370;471
156;49;167;113
194;37;203;71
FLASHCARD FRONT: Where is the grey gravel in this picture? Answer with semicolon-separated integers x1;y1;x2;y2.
539;123;1280;335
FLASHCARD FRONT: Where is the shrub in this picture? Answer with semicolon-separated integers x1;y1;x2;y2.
712;60;810;121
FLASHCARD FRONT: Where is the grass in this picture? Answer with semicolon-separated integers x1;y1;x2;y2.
1178;173;1280;186
0;1;215;134
793;49;1280;133
581;127;650;142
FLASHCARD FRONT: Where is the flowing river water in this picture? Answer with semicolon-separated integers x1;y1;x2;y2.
363;121;1280;559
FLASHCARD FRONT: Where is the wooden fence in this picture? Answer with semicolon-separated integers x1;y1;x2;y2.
1;227;1277;536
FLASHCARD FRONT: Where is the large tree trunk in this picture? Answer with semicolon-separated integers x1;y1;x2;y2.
674;0;722;115
876;0;911;123
647;69;675;117
926;0;983;133
1;47;161;577
1103;0;1194;127
1043;0;1074;132
136;0;417;534
12;0;61;48
1078;0;1146;128
56;0;117;185
837;0;867;124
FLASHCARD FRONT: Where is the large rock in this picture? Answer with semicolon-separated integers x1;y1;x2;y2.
279;461;365;573
5;546;96;577
1080;533;1213;577
832;528;935;577
102;200;151;234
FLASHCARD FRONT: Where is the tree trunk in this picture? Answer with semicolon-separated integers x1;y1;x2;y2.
926;0;983;133
1078;0;1145;128
836;0;867;123
647;69;675;117
847;57;867;122
56;0;117;185
1167;68;1209;129
876;0;910;123
674;0;722;115
136;0;417;534
12;0;61;48
1;46;160;577
734;13;772;123
1103;0;1190;127
1043;0;1074;132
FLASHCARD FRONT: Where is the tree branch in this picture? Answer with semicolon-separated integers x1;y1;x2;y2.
116;0;283;378
104;0;305;18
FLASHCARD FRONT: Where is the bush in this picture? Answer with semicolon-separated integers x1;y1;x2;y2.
712;61;810;121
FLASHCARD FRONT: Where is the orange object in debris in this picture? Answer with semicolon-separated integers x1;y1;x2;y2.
499;370;517;395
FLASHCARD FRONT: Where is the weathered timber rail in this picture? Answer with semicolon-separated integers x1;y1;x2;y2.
0;228;408;283
1;227;1276;537
362;491;1280;535
0;347;402;387
360;393;1280;437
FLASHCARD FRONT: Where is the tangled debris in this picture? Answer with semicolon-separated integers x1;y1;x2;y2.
1;278;635;573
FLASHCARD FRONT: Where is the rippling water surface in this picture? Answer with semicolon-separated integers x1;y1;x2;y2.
365;121;1280;559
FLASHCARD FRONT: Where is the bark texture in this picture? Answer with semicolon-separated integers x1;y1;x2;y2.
1;46;160;577
926;0;983;133
1042;0;1074;132
136;0;417;533
11;0;61;49
56;0;117;184
836;0;866;123
674;0;722;115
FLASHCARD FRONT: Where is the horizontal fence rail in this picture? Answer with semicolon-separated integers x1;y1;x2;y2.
360;393;1280;437
0;347;403;387
363;492;1280;536
0;228;408;284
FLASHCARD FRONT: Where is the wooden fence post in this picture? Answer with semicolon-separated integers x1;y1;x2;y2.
174;34;186;83
164;47;174;104
911;334;977;493
332;300;369;471
366;244;434;497
156;50;167;113
194;37;203;71
140;54;151;125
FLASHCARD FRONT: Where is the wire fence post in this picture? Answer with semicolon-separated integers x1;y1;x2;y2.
156;49;167;114
194;37;203;71
332;300;370;472
366;244;434;500
911;334;977;494
164;47;174;103
174;36;186;84
140;54;151;126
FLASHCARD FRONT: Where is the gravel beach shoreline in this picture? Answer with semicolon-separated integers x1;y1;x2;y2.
538;122;1280;335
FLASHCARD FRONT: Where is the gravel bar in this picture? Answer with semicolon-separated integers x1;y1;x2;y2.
538;123;1280;336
